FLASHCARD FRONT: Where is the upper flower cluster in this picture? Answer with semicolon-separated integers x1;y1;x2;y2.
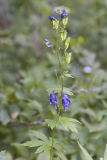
44;9;68;47
49;93;71;112
49;9;68;21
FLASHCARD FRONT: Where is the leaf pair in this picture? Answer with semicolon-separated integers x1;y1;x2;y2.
45;116;80;133
22;130;66;159
22;116;80;155
22;130;51;154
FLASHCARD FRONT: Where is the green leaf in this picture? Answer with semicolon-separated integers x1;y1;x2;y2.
45;119;57;130
61;71;73;78
0;109;11;125
35;144;50;154
103;101;107;109
47;87;73;95
63;87;73;96
58;116;80;133
78;142;93;160
56;152;67;160
22;130;51;154
47;87;60;94
104;144;107;160
54;139;64;153
22;140;44;147
30;130;48;141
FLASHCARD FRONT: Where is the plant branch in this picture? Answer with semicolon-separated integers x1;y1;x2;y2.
7;120;44;127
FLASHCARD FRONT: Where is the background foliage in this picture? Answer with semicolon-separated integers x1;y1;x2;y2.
0;0;107;159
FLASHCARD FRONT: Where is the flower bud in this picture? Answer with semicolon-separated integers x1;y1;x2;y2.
62;17;68;26
53;20;59;30
65;37;70;50
61;30;67;41
66;52;72;64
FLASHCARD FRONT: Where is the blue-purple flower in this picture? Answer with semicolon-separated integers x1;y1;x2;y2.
62;94;71;112
83;66;92;73
60;9;68;20
49;93;57;109
49;16;56;21
44;38;52;47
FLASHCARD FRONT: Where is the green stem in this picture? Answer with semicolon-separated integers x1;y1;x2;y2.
50;29;64;160
56;48;62;73
50;128;55;160
50;78;63;160
50;108;60;160
60;77;63;106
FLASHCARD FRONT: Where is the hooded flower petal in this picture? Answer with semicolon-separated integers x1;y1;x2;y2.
62;94;71;112
60;9;68;20
49;93;57;109
44;38;52;47
49;15;56;21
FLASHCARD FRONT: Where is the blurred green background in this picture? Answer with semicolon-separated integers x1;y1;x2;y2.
0;0;107;159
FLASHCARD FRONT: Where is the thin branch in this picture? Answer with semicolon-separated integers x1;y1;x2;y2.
8;120;44;127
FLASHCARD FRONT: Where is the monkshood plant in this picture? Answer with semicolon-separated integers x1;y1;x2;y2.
22;9;81;160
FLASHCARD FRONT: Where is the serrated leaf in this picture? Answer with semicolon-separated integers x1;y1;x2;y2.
22;131;51;154
47;87;73;95
47;87;60;94
63;87;73;96
58;116;80;133
30;130;48;141
61;71;73;78
64;73;73;78
104;144;107;160
22;140;44;147
78;142;93;160
45;119;57;130
35;144;50;154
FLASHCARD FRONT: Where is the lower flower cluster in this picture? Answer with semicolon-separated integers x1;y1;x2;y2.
49;93;71;112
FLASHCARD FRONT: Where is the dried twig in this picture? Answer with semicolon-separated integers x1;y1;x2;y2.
8;120;44;127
